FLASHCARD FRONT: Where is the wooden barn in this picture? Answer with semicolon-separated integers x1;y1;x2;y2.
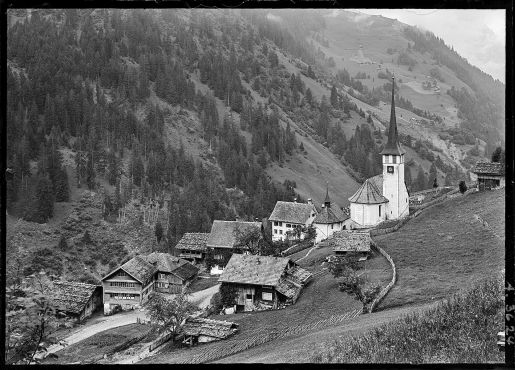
143;252;199;294
181;317;239;346
175;233;209;262
329;230;371;259
49;281;102;322
218;254;312;312
471;161;505;191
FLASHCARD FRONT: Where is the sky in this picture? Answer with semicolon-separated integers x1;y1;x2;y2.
348;9;506;83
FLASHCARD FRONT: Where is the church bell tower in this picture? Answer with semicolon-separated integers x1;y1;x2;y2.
380;76;409;220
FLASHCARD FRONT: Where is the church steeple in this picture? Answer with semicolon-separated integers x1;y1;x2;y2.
380;76;405;156
324;182;331;208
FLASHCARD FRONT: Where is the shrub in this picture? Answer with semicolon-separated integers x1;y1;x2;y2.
210;292;222;311
220;283;238;307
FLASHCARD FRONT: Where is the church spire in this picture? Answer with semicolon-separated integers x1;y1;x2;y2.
380;76;405;155
324;181;331;208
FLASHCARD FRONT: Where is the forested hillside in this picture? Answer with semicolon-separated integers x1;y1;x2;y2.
6;9;504;276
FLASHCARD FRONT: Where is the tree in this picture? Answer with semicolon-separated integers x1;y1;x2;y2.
146;292;196;335
327;256;380;313
415;165;427;192
491;146;504;163
32;176;54;223
330;85;338;108
427;163;437;189
57;235;68;251
6;273;68;364
433;177;439;189
219;283;238;307
459;180;467;194
155;221;163;244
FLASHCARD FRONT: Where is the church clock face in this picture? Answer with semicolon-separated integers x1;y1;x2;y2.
387;166;394;174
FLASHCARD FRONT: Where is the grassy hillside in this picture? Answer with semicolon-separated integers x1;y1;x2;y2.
312;274;504;363
374;189;504;310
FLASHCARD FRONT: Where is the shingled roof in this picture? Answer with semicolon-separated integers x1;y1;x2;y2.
218;254;291;286
175;233;209;251
48;281;98;315
268;201;316;224
119;256;157;284
143;253;199;281
330;231;371;253
313;204;348;224
472;161;504;176
182;317;239;339
207;220;262;249
348;178;389;204
368;174;383;195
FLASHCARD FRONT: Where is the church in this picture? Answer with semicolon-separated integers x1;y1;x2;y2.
348;76;409;227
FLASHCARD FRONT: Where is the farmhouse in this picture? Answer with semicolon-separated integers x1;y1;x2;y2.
329;230;371;259
471;161;505;191
268;201;317;241
175;232;209;262
219;254;312;312
48;281;102;322
143;252;199;294
181;317;239;346
313;185;350;243
206;220;263;273
349;76;409;227
101;256;157;314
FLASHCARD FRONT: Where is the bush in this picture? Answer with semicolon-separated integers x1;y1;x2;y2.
459;180;468;194
210;292;222;311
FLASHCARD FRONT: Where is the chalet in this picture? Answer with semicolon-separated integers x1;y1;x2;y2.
206;220;262;273
101;256;157;315
268;201;317;241
471;161;505;191
181;317;239;346
218;254;312;312
48;281;102;322
175;232;209;262
143;252;199;294
329;230;371;259
313;186;350;243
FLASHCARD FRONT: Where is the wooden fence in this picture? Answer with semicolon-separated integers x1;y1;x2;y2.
368;242;396;313
149;331;174;352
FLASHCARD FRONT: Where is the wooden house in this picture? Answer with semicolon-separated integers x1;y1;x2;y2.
268;201;317;241
101;256;157;315
175;233;209;262
181;317;239;346
143;252;199;294
329;230;371;259
206;220;262;273
218;254;312;312
48;281;102;322
471;161;505;190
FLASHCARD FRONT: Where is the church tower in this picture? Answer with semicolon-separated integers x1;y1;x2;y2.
380;77;409;220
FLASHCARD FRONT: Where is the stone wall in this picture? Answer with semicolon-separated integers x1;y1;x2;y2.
368;241;396;313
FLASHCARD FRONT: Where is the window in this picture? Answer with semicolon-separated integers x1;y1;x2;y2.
262;292;273;301
246;294;252;300
109;282;136;288
110;293;137;300
274;221;278;226
331;224;333;230
384;155;389;164
286;224;291;228
392;155;397;164
279;222;283;226
274;229;277;234
214;254;224;260
279;230;283;234
379;205;382;217
117;271;127;277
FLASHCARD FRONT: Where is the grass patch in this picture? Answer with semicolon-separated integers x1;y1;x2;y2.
45;323;152;364
375;189;504;309
312;274;504;363
188;276;219;293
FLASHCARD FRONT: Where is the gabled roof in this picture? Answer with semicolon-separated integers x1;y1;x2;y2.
119;256;157;284
313;204;349;224
330;231;371;253
276;277;301;299
472;161;504;176
182;317;239;339
48;281;98;315
207;220;262;249
380;76;405;156
172;263;199;281
287;265;313;285
268;201;316;224
175;233;209;251
218;254;291;286
348;179;389;204
143;252;199;281
368;174;383;195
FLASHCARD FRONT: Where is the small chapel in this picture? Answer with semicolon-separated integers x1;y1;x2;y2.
348;76;409;227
